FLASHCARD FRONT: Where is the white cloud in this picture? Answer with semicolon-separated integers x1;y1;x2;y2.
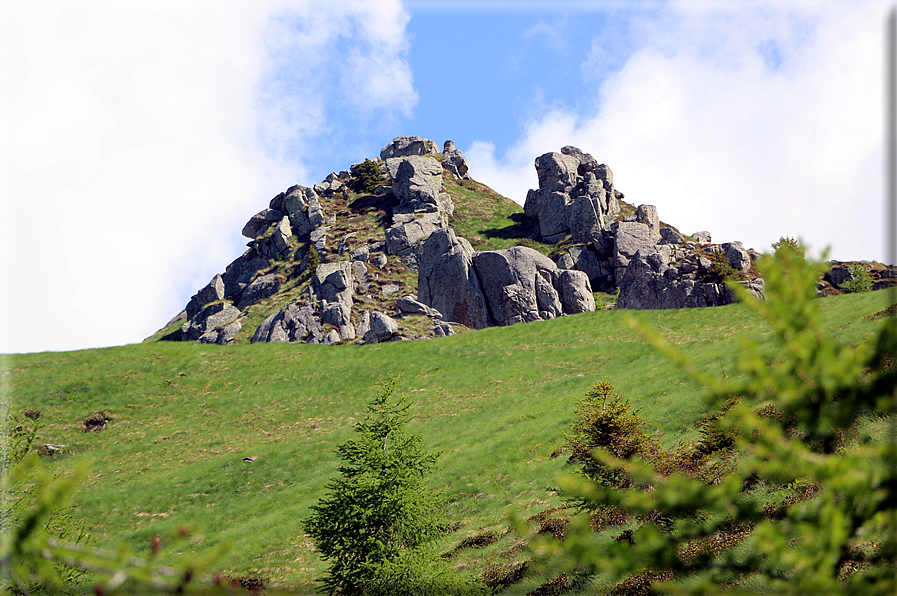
0;0;414;354
469;1;889;262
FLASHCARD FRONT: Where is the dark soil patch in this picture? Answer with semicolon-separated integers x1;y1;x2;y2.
484;561;529;591
537;518;569;541
82;410;112;432
865;302;897;320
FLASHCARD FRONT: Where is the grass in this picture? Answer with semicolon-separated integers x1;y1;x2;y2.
5;288;892;592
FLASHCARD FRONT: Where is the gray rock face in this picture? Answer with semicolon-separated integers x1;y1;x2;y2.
355;310;371;339
396;295;442;318
617;246;736;310
380;136;439;160
722;241;751;271
659;227;685;245
613;221;657;271
635;205;661;240
186;274;225;318
251;301;324;344
474;247;561;326
693;231;712;243
391;156;451;215
242;208;282;239
237;273;281;310
283;185;327;237
222;254;270;300
419;231;597;329
182;302;241;341
442;139;470;180
254;216;294;259
556;253;575;270
473;246;596;326
312;262;354;316
555;269;596;314
321;303;355;340
568;245;613;291
524;147;620;244
385;212;445;255
566;194;605;244
417;228;491;329
363;312;399;344
198;320;242;345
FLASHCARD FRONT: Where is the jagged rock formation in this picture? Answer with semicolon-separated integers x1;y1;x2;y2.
164;135;891;348
442;140;470;180
417;229;595;329
616;245;763;310
524;146;621;244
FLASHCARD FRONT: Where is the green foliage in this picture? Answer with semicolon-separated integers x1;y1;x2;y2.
348;159;385;195
840;263;874;294
1;411;90;594
771;236;805;259
695;250;737;284
565;381;660;489
307;243;321;272
303;379;462;595
555;248;897;593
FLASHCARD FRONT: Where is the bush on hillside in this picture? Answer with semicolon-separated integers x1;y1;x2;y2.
695;250;737;283
349;159;385;195
553;247;897;593
841;263;873;293
771;235;805;259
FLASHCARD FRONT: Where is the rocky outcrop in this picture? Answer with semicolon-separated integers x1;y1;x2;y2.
166;135;776;347
282;185;327;238
182;302;241;343
396;295;442;318
385;212;445;257
418;230;596;328
617;245;764;310
251;301;325;344
390;156;454;217
363;312;400;344
186;275;225;319
312;262;355;340
417;229;491;330
380;136;439;160
523;146;620;244
441;140;470;180
237;273;281;310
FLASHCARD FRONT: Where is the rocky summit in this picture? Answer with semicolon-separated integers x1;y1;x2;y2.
150;136;897;346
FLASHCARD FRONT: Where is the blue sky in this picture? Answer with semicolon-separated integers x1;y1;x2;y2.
0;0;892;354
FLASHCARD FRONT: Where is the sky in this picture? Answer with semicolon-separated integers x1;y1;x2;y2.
0;0;893;354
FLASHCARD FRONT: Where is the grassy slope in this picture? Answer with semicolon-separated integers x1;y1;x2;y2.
5;289;892;592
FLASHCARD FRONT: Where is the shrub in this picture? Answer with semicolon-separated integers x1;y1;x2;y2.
695;250;737;283
555;247;897;593
565;381;659;489
771;235;805;259
840;263;873;293
303;379;483;595
349;159;385;195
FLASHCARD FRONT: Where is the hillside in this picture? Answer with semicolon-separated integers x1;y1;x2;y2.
7;289;892;592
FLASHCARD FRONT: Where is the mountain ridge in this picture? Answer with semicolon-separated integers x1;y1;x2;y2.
149;135;897;347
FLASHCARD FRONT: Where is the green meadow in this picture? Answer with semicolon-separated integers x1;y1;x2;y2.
3;289;892;592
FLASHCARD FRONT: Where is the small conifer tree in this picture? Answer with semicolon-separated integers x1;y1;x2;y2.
840;262;874;293
303;379;446;595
